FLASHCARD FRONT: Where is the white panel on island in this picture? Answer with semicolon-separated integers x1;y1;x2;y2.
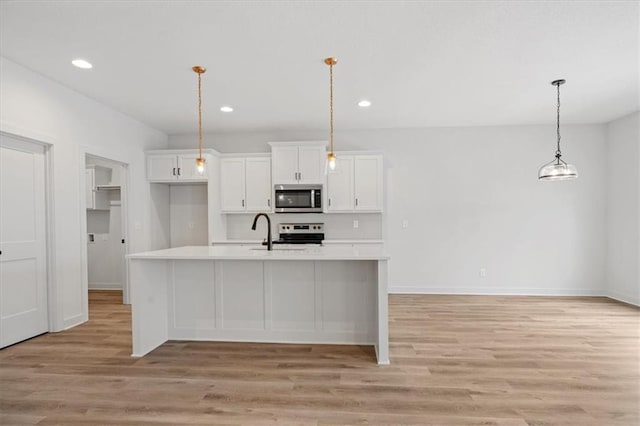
128;245;390;364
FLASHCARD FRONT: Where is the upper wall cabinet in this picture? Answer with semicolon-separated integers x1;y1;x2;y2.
147;152;209;182
220;156;272;213
327;154;383;213
269;142;326;184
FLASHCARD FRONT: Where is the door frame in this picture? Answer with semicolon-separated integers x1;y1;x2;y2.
0;129;60;332
80;151;131;305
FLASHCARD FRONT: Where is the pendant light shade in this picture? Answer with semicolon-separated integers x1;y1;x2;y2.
538;79;578;181
193;66;207;176
325;57;338;170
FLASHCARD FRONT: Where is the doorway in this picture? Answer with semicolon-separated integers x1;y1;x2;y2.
0;133;49;348
83;154;129;308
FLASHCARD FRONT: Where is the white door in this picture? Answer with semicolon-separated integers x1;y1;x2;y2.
0;136;48;348
220;158;246;212
245;157;272;212
177;154;208;181
298;145;325;184
271;146;299;184
146;154;178;182
354;155;383;212
327;156;354;212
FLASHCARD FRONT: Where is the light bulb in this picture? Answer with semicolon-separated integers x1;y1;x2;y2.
327;152;337;170
195;157;206;175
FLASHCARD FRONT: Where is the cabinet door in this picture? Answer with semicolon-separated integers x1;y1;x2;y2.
271;146;299;184
245;157;272;212
177;154;208;181
220;158;246;212
354;155;383;212
326;156;354;211
147;154;178;181
298;145;325;184
85;169;96;209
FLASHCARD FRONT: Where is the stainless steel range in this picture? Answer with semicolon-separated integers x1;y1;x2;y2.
274;223;324;245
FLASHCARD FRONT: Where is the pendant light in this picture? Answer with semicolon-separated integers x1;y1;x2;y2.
193;66;207;176
325;57;338;170
538;79;578;181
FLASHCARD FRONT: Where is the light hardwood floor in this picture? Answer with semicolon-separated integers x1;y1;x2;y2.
1;291;638;425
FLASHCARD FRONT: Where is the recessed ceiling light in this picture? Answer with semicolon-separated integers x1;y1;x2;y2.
357;100;372;107
220;106;233;112
71;59;93;69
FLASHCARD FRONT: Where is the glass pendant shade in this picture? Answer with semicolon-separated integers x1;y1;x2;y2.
327;152;337;170
195;157;206;175
538;158;578;181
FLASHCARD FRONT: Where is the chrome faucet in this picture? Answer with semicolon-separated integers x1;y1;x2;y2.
251;213;272;251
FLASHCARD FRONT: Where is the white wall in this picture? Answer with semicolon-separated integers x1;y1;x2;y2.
0;57;168;330
171;124;607;296
606;112;640;305
169;184;209;247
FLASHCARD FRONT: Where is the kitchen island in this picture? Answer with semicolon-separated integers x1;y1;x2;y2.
127;245;390;364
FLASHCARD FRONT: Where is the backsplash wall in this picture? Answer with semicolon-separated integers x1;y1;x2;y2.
224;213;383;241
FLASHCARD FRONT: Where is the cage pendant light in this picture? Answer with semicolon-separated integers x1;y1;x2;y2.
193;66;207;176
538;79;578;181
325;57;338;170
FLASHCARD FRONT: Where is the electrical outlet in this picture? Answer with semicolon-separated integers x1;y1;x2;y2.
402;219;409;229
353;220;359;229
479;268;487;278
188;222;195;229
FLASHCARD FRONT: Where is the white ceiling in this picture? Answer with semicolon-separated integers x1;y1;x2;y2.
0;1;637;135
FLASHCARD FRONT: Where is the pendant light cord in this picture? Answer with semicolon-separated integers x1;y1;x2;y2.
329;61;334;155
555;82;561;160
197;71;203;159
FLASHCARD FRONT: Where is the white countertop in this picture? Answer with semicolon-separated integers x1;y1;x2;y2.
128;245;389;261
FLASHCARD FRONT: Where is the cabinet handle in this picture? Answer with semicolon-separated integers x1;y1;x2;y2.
328;198;331;207
355;198;359;207
172;167;176;176
267;199;271;207
242;199;245;207
177;167;181;176
299;172;302;181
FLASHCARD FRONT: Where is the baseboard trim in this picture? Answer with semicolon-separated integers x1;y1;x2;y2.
605;292;640;307
62;314;86;330
389;286;603;297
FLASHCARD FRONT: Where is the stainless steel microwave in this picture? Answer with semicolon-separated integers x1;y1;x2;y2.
274;184;323;213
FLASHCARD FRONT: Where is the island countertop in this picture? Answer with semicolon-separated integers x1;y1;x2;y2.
127;245;390;261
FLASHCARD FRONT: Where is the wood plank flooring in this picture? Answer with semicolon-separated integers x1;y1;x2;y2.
1;291;638;425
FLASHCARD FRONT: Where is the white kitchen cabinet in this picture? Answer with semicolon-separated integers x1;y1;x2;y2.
147;153;208;182
354;155;383;211
220;158;246;211
270;142;326;184
326;154;383;213
245;157;272;211
85;165;110;210
220;156;271;213
326;157;354;212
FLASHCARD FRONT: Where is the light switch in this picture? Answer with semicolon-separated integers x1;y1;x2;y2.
402;219;409;229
